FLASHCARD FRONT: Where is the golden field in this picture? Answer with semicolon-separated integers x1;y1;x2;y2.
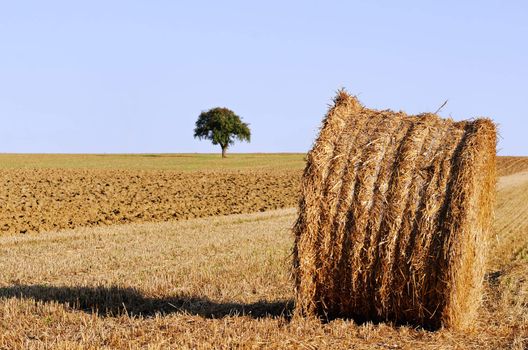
0;154;526;349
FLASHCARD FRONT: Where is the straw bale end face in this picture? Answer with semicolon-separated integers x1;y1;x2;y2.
293;90;496;330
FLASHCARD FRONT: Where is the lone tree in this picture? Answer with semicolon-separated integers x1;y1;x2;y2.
194;107;251;158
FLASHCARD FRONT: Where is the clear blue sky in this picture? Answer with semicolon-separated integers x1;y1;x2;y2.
1;1;526;155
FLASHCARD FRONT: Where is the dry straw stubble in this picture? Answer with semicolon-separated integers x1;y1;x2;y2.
293;90;496;330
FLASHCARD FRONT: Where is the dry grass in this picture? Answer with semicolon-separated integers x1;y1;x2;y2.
0;153;306;172
293;91;496;330
0;169;527;349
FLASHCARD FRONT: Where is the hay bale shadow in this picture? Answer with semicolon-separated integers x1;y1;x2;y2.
0;284;293;319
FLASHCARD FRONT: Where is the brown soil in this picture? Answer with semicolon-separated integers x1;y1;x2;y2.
0;169;301;235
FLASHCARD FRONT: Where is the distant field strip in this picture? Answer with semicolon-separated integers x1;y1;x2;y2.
0;153;306;171
1;153;523;173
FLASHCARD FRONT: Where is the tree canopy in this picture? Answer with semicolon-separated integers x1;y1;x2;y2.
194;107;251;158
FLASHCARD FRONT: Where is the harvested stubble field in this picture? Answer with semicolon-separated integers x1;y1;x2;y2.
0;153;305;172
0;154;527;349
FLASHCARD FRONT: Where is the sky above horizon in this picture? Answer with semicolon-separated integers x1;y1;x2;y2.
1;1;527;155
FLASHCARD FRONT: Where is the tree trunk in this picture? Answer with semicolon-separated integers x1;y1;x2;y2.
221;145;227;158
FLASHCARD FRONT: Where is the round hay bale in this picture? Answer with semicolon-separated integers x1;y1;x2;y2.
293;90;496;330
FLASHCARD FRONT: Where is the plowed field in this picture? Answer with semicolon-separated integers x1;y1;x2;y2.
0;169;301;235
1;155;526;235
